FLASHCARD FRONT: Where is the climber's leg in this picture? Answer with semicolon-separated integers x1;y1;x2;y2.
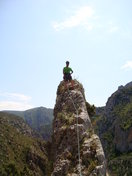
68;74;74;88
64;81;68;89
63;74;68;89
71;79;74;87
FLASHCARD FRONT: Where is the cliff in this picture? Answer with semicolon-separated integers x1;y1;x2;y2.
94;81;132;175
51;80;106;176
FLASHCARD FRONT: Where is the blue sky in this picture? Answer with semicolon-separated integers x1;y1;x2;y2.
0;0;132;110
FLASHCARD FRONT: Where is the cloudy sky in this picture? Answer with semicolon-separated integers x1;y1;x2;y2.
0;0;132;110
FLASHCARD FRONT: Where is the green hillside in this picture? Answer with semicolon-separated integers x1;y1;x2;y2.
93;82;132;175
5;107;53;140
0;112;51;176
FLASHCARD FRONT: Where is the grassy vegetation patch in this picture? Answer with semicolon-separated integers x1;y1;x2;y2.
108;154;132;176
57;112;75;126
0;113;51;176
114;102;132;130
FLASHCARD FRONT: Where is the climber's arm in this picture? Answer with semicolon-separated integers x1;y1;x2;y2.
70;69;73;74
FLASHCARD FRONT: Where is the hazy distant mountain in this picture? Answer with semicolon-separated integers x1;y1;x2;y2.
0;112;51;175
5;107;53;140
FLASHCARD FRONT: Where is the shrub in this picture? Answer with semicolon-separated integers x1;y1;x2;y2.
86;102;96;117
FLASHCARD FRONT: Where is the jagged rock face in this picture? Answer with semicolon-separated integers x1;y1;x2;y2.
101;82;132;153
52;80;106;176
95;82;132;175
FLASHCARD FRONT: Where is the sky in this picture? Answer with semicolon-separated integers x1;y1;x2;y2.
0;0;132;110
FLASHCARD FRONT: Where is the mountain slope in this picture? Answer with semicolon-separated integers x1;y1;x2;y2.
5;107;53;140
0;112;51;176
94;81;132;175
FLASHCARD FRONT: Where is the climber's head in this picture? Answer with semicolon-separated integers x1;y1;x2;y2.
66;61;69;66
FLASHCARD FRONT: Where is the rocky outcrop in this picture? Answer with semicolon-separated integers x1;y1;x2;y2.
51;80;106;176
96;107;105;116
99;81;132;153
94;81;132;175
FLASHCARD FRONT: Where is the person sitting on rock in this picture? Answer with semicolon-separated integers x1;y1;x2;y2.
63;61;74;88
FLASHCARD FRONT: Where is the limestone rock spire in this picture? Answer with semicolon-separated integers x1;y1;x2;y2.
51;80;106;176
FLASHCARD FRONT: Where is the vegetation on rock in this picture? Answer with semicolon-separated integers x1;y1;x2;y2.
52;80;106;176
86;102;96;118
93;82;132;175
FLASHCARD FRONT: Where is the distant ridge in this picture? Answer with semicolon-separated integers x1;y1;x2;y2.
4;106;53;140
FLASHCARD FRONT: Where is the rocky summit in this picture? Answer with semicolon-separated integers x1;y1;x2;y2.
51;80;106;176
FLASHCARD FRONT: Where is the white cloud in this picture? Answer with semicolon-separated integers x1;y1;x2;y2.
0;92;33;111
52;6;120;34
121;61;132;70
0;101;33;111
52;6;95;31
0;92;31;101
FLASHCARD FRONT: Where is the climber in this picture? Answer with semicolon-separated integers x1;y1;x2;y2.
63;61;74;88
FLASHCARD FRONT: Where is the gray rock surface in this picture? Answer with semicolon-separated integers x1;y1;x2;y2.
51;80;106;176
95;81;132;175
